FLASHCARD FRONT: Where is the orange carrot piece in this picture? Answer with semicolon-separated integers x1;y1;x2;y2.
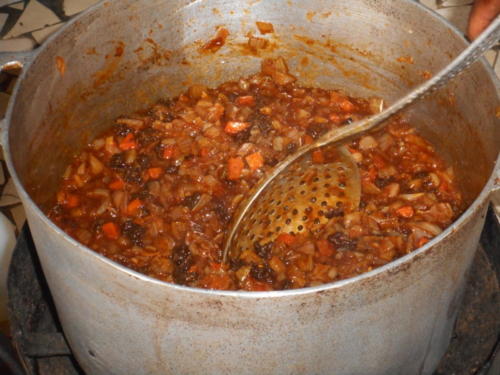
202;274;232;290
316;239;334;257
245;152;264;171
329;113;342;123
276;233;296;246
199;147;210;157
372;154;386;169
224;121;251;134
311;149;325;164
118;133;137;151
227;157;244;180
148;167;163;179
188;264;199;273
396;205;414;218
439;181;451;193
236;96;255;106
303;134;314;145
365;166;377;182
109;178;125;190
209;262;228;272
417;237;430;248
339;99;355;112
127;198;143;215
102;222;120;240
346;146;357;154
162;145;176;159
65;193;80;208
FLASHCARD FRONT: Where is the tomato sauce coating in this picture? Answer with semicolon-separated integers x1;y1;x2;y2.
48;58;463;291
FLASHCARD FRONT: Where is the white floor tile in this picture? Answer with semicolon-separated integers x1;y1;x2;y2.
7;2;24;10
0;0;23;7
5;0;60;39
494;57;500;77
0;13;9;32
0;37;36;51
484;49;498;66
63;0;100;16
0;178;20;207
10;203;26;231
32;22;64;44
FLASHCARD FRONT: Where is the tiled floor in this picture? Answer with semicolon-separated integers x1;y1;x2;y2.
0;0;100;236
0;0;498;327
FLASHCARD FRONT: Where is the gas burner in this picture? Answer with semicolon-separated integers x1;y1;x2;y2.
4;208;500;375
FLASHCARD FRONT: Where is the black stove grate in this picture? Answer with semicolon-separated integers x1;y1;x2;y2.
4;208;500;375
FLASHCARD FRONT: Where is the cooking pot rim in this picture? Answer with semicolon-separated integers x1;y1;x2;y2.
3;0;500;297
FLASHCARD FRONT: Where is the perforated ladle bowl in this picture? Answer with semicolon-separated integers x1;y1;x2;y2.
223;16;500;262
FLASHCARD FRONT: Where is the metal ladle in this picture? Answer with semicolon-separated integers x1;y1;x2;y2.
223;16;500;262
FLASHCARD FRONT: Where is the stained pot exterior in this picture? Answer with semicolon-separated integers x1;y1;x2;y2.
3;0;500;374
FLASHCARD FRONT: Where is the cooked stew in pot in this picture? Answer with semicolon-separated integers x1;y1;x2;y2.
47;57;464;291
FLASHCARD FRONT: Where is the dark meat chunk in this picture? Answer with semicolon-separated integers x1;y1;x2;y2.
324;207;344;219
327;232;357;251
137;127;160;146
249;111;272;134
109;153;127;170
250;264;274;282
155;143;166;159
171;244;193;284
306;123;328;139
137;154;151;170
233;127;252;143
124;167;143;184
229;257;244;271
213;198;231;223
374;177;392;188
163;113;175;122
122;220;145;247
115;124;132;137
254;241;273;260
267;157;279;167
183;192;201;210
165;164;179;174
286;142;298;154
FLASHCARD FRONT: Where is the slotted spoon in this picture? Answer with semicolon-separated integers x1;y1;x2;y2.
223;16;500;262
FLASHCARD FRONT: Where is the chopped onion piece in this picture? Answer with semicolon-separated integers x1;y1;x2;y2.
359;135;378;150
369;97;384;114
399;193;425;201
411;221;442;236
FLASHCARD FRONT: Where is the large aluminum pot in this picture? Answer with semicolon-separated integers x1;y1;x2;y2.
1;0;499;374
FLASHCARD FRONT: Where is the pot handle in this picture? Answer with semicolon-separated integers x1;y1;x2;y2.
0;50;34;71
0;50;35;147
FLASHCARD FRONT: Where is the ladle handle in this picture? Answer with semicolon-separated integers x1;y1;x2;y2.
314;15;500;150
222;16;500;261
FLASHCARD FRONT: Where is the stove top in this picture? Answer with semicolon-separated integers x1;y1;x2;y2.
4;208;500;375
